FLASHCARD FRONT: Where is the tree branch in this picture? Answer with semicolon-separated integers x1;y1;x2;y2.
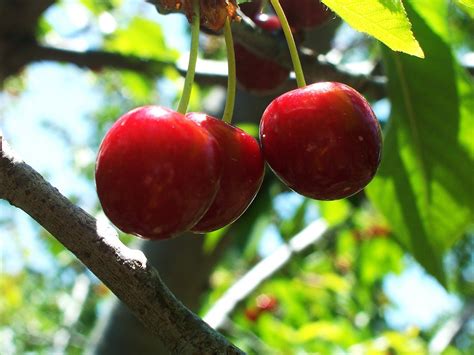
26;44;229;86
428;302;474;354
25;42;386;100
29;45;172;74
203;219;345;330
0;134;244;355
0;0;55;34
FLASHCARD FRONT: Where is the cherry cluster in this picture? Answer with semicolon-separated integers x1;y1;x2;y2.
244;293;278;322
95;107;265;239
95;0;382;241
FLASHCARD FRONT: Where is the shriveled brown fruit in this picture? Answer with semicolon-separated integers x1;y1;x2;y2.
151;0;182;14
150;0;239;31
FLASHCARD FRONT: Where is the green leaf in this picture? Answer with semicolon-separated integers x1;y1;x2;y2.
457;0;474;8
105;17;178;61
367;0;474;285
321;0;424;58
319;199;351;225
203;225;230;253
455;0;474;18
120;71;154;103
80;0;122;14
296;320;359;346
236;122;259;138
359;239;404;285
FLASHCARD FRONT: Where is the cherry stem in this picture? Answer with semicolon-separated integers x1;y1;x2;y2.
222;17;236;124
270;0;306;88
177;0;200;114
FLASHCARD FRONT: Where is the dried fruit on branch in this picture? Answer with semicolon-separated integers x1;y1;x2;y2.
149;0;239;31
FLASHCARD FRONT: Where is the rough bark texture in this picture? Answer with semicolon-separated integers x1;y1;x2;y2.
91;232;234;355
0;135;244;355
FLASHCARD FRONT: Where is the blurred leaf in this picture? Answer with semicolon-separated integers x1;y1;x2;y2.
297;320;358;346
203;225;229;253
280;199;308;239
319;200;351;225
359;238;404;285
318;273;351;293
367;0;474;285
40;229;67;258
257;316;298;350
36;18;52;37
242;215;273;258
455;1;474;19
337;229;357;261
0;276;23;310
236;123;259;138
442;346;464;355
80;0;122;14
204;179;273;256
269;279;312;326
119;71;154;103
321;0;424;57
456;0;474;13
358;330;427;353
239;179;273;257
105;17;178;61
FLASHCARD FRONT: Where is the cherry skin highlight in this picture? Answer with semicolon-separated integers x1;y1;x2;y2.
95;106;222;240
235;13;290;94
260;82;382;200
187;113;265;233
253;13;281;32
278;0;332;30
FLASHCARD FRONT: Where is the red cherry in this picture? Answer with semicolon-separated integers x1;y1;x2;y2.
252;13;281;32
95;106;222;240
260;82;382;200
187;113;264;233
235;14;290;94
239;0;263;18
256;294;278;312
244;307;261;322
278;0;333;30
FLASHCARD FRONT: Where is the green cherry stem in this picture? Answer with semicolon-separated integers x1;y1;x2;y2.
270;0;306;88
177;0;200;114
222;17;236;124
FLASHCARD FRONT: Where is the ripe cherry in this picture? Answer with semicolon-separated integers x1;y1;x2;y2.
260;82;382;200
95;106;222;239
187;113;264;233
256;294;278;312
244;294;279;322
235;13;290;94
278;0;332;30
239;0;263;18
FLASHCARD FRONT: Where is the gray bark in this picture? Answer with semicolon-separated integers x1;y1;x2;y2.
0;135;244;355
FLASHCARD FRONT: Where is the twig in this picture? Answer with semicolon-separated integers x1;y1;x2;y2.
0;134;244;355
52;273;91;353
27;44;228;86
428;302;474;354
203;219;334;329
